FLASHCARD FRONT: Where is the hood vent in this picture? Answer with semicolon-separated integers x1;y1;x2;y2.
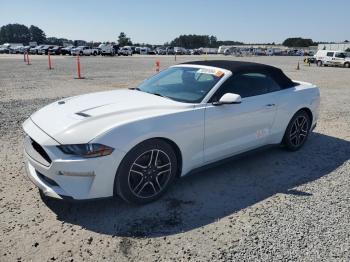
75;112;91;117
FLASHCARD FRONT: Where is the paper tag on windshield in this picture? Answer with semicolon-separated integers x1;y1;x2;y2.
197;68;224;77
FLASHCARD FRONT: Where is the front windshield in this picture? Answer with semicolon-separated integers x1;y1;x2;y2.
136;66;224;103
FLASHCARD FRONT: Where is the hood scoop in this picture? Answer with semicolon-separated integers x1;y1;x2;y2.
75;112;91;118
75;104;112;118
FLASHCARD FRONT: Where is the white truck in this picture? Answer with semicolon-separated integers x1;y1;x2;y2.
71;46;99;56
314;50;350;68
99;44;115;56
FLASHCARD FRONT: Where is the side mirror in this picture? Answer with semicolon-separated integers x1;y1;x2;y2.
213;93;242;106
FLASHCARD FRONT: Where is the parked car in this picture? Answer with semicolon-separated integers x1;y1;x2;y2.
48;46;63;55
61;46;75;56
148;49;157;55
9;46;25;54
99;44;115;56
223;48;233;56
119;46;133;56
266;48;283;56
191;49;202;55
22;46;31;54
156;47;167;55
0;44;11;54
23;60;320;204
174;47;186;55
39;45;55;55
30;45;45;55
314;50;350;68
71;46;99;56
139;47;151;55
134;47;141;54
166;46;175;55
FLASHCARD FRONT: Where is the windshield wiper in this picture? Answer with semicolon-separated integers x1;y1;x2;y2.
152;93;172;100
130;88;172;100
128;87;141;91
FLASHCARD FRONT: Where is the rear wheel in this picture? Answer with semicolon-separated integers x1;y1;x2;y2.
115;139;177;204
344;62;350;68
283;111;311;151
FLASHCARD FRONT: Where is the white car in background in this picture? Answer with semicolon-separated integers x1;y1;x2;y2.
315;50;350;68
119;46;133;56
99;44;115;56
71;46;99;56
23;61;320;204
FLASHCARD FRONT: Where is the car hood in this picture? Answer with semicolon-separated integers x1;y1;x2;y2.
30;89;193;144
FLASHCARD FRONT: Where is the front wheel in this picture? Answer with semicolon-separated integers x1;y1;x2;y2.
344;62;350;68
317;60;323;67
115;139;178;204
283;111;311;151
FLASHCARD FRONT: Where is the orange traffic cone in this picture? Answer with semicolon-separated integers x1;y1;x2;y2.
155;60;160;72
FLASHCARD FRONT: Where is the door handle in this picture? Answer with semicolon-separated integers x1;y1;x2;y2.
265;103;275;107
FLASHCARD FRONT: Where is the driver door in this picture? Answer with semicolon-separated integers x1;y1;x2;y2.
204;73;279;163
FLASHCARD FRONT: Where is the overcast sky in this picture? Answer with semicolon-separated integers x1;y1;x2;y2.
1;0;349;44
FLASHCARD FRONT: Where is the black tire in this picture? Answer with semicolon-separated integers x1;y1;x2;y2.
344;62;350;68
317;60;322;67
283;110;311;151
115;139;177;205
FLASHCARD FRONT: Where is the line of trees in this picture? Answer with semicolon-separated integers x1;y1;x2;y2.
3;23;347;50
0;23;77;46
166;34;243;49
0;24;46;44
282;37;314;47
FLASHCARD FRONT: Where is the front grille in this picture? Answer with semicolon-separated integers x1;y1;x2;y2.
30;138;52;164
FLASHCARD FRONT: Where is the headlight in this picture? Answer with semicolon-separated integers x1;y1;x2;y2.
57;144;114;158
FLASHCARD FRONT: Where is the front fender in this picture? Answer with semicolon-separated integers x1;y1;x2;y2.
92;109;205;175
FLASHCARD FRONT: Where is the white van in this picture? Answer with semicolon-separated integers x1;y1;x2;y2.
314;50;350;68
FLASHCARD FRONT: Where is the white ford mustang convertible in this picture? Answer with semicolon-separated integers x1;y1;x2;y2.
23;61;320;204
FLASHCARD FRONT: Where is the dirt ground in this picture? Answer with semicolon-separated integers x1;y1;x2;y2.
0;54;349;262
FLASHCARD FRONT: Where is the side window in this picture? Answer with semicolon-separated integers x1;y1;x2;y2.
326;52;334;57
242;73;281;93
210;72;280;101
335;52;346;58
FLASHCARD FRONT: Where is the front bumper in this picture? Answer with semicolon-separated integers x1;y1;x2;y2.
23;119;126;200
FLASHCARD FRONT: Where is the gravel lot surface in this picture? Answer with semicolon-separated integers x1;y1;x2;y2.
0;54;349;262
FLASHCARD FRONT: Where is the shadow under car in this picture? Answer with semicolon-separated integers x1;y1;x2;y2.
42;132;350;238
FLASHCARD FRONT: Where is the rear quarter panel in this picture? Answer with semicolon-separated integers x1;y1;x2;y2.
267;81;320;144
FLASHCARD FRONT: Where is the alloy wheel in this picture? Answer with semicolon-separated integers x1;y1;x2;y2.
128;149;172;199
289;115;309;147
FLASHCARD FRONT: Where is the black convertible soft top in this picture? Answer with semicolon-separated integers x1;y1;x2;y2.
181;60;297;88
